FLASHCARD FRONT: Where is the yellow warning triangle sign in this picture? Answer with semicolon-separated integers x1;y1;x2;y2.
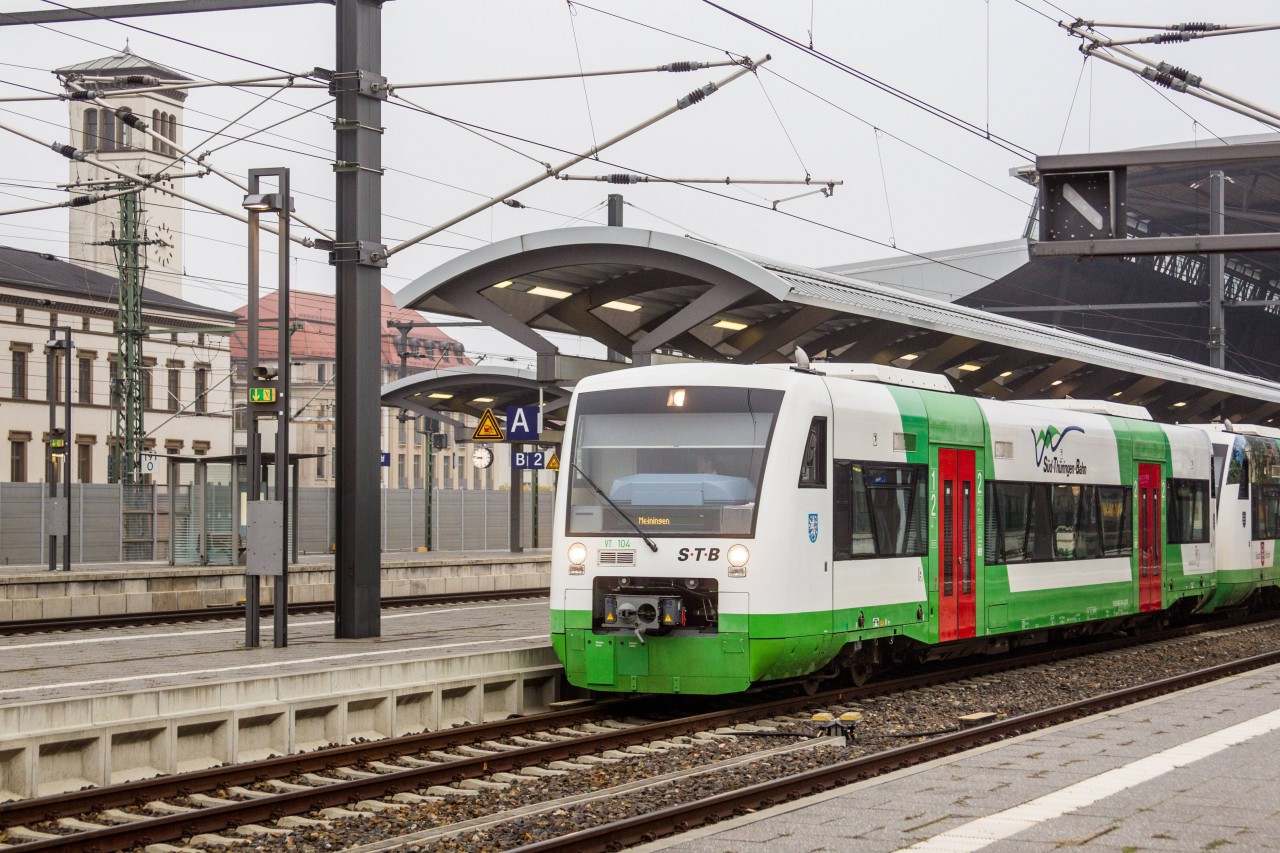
546;452;560;471
472;408;505;441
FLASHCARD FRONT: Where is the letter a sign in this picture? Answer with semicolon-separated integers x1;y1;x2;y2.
505;405;539;441
472;408;505;442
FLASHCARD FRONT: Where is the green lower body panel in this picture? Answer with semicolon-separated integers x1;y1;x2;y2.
1201;568;1263;611
555;623;841;695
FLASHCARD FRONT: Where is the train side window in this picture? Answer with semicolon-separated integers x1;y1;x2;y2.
985;482;1028;564
1024;485;1055;562
1075;485;1103;558
1251;484;1280;541
798;417;827;488
1098;485;1132;556
864;465;927;558
833;460;851;560
1168;479;1211;544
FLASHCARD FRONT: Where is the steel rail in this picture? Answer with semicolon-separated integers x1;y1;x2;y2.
0;587;550;635
0;614;1268;850
508;648;1280;853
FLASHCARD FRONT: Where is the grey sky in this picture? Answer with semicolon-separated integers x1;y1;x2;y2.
0;0;1277;362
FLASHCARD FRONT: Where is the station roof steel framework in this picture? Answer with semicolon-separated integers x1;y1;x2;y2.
386;226;1280;425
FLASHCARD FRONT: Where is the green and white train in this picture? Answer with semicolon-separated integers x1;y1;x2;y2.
549;362;1280;695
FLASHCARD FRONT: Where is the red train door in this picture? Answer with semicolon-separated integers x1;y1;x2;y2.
938;448;977;642
1138;463;1162;612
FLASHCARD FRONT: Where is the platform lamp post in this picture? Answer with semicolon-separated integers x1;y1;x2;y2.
243;168;293;649
45;326;72;572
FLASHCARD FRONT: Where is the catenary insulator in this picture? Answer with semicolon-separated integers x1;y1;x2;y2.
1152;32;1192;43
606;174;640;184
115;106;148;132
1141;66;1186;91
1173;21;1219;31
69;194;100;207
51;142;85;161
67;90;100;101
1156;62;1203;87
677;82;718;109
120;75;159;86
662;61;704;73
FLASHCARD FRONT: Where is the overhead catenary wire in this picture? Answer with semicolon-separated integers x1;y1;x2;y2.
0;118;315;248
1065;22;1280;131
557;174;842;186
385;57;742;91
696;0;1038;162
0;184;140;216
384;54;772;260
60;77;336;242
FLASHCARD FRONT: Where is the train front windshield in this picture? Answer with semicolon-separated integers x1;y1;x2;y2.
567;386;783;537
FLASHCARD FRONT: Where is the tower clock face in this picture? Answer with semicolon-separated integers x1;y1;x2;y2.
472;445;494;469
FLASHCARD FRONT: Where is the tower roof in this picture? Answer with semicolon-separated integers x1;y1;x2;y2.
54;45;193;89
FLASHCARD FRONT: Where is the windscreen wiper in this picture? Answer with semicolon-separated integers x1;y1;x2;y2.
571;460;659;553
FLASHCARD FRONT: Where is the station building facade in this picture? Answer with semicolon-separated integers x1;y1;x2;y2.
231;286;514;491
0;246;235;485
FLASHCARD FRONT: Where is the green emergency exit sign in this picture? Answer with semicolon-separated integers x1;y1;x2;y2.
250;387;277;404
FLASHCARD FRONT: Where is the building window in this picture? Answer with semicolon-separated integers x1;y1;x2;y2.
51;352;62;403
10;440;26;483
151;110;160;151
81;316;90;332
413;453;421;488
397;453;406;488
316;450;326;480
77;443;92;483
316;363;327;383
78;357;92;404
11;350;26;399
167;367;181;412
142;368;152;409
14;308;23;325
193;441;209;457
84;109;99;149
49;312;57;328
109;361;120;407
194;366;208;413
101;109;116;152
233;406;247;431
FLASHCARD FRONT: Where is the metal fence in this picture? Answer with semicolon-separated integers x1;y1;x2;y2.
0;482;554;566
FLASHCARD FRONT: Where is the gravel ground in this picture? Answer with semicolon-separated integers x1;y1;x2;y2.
159;621;1280;853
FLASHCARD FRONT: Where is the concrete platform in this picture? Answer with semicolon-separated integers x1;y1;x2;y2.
0;548;550;620
0;595;557;800
642;663;1280;853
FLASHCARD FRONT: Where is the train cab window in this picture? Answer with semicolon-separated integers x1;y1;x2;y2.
798;418;827;488
1168;479;1211;544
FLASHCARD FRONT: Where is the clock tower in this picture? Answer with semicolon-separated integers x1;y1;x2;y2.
55;46;191;299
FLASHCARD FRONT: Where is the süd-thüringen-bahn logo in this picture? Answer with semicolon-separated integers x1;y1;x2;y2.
1032;425;1087;475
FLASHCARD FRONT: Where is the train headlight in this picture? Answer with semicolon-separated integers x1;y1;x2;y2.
567;542;588;574
727;544;749;576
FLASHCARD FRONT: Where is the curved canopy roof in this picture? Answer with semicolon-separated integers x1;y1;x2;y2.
391;226;1280;424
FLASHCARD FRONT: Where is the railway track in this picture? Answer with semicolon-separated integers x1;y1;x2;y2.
509;648;1280;853
0;587;550;635
1;613;1273;852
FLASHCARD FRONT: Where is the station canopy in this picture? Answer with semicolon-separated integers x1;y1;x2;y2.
386;226;1280;426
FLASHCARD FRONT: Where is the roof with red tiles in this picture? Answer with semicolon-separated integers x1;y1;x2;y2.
231;286;469;367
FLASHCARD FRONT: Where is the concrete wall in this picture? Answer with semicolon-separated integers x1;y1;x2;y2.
0;554;551;621
0;646;562;800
